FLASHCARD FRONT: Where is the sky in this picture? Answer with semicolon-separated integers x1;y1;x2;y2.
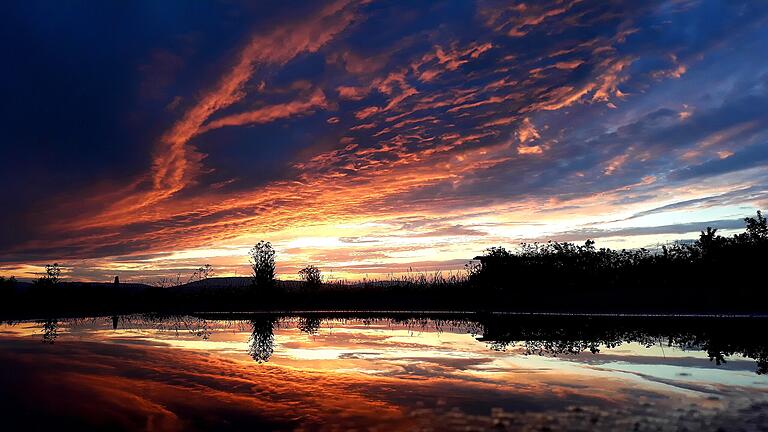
1;0;767;282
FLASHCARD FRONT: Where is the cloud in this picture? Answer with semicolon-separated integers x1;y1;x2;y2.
669;143;768;181
543;218;749;244
77;0;365;224
615;186;768;222
516;118;540;144
409;225;487;238
198;88;329;134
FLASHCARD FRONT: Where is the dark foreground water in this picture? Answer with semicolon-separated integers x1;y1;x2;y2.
1;313;767;431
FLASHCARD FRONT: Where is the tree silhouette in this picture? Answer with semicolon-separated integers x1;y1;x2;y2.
44;263;61;285
698;227;719;250
744;210;767;241
189;264;215;283
298;265;322;291
249;241;276;288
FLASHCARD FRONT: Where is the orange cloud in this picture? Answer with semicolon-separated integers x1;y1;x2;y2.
337;85;370;100
198;88;328;134
76;0;364;228
516;118;541;144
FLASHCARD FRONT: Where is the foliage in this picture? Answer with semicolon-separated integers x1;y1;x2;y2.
298;265;322;290
190;264;214;282
0;276;17;300
468;210;768;311
153;274;183;288
45;263;61;284
739;210;768;242
31;263;62;289
0;276;16;288
249;241;276;288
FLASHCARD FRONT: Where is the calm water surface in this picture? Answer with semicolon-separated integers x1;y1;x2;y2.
1;314;766;431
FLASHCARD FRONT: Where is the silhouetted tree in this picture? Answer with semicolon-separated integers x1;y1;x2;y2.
44;263;61;285
249;241;276;288
298;265;322;291
697;227;721;254
200;264;214;279
33;263;62;290
464;260;482;279
743;210;767;241
465;211;768;310
189;264;214;283
469;246;515;288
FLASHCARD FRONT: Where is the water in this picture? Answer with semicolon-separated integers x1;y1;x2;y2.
1;313;766;431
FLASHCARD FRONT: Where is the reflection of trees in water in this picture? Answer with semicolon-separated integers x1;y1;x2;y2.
479;317;768;375
139;314;212;340
673;332;768;375
355;316;483;337
40;319;58;344
297;317;321;335
19;314;768;374
248;318;276;363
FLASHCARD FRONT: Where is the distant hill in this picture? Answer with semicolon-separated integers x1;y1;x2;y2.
173;277;303;292
177;277;253;289
12;280;152;293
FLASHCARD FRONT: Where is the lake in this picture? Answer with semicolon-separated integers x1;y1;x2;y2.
1;313;766;431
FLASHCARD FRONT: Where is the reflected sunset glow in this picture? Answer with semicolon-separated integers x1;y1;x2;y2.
1;316;766;430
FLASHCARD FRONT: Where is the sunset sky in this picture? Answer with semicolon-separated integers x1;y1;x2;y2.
1;0;767;282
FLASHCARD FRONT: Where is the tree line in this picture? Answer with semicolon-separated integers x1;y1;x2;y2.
1;211;766;315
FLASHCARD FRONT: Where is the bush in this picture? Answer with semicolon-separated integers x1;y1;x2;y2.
298;265;322;290
467;211;768;311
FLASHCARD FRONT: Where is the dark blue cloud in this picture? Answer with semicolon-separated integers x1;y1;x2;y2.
670;143;768;181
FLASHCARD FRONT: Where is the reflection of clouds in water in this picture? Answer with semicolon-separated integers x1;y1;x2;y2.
1;317;768;430
0;338;412;430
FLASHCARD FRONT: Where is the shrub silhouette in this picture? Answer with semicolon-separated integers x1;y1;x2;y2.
466;210;768;312
31;263;62;290
0;276;16;302
189;264;214;283
249;241;276;289
298;265;322;291
45;263;61;283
